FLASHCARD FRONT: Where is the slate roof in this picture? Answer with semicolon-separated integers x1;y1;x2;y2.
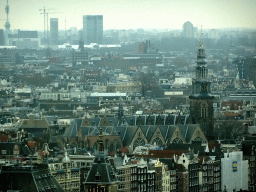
84;156;118;184
20;115;49;129
0;163;64;192
0;142;31;156
63;118;82;137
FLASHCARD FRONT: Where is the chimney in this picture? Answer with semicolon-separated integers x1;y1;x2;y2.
29;114;34;121
244;123;249;134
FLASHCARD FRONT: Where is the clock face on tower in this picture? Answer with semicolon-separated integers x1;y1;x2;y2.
201;84;207;91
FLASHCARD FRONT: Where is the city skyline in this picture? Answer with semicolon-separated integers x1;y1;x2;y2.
0;0;255;31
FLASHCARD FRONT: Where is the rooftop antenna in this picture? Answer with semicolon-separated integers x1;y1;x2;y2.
198;25;204;49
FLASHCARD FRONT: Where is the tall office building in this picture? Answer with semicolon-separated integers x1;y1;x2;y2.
0;29;4;45
183;21;194;38
83;15;103;44
50;18;58;45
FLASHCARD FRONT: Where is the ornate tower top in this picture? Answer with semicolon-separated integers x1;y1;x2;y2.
197;27;206;66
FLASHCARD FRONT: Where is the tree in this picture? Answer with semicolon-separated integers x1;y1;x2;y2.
136;72;161;98
218;119;243;140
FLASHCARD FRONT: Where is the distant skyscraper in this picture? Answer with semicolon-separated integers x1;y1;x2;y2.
0;29;4;45
50;18;58;45
4;0;11;45
183;21;194;38
83;15;103;44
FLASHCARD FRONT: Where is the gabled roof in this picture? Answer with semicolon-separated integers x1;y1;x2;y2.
20;116;49;129
84;157;118;184
63;118;82;137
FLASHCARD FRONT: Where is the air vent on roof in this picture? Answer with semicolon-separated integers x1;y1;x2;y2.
51;185;57;189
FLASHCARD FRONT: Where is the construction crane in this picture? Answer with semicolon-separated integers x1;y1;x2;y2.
39;7;56;45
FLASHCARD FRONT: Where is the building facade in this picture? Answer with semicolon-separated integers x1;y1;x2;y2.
221;151;248;192
0;29;4;45
83;15;103;44
7;30;40;48
183;21;194;38
50;18;59;45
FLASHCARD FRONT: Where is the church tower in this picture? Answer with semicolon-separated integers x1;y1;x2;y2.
189;30;214;139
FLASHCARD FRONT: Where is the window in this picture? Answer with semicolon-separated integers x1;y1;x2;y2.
201;102;208;118
172;138;183;144
1;150;7;154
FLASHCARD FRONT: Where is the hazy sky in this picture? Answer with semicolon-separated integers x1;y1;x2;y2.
0;0;256;31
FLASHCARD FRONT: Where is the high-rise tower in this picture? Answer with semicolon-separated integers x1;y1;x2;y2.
50;18;58;45
4;0;11;45
183;21;194;38
5;0;10;32
83;15;103;45
189;30;214;139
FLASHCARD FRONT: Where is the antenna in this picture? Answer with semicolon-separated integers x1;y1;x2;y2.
5;0;10;31
65;18;67;43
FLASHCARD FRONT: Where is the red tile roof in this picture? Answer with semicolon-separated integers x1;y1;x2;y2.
120;147;129;154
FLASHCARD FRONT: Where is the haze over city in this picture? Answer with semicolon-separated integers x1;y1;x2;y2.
0;0;256;30
1;0;256;191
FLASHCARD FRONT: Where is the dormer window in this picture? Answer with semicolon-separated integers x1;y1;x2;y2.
95;171;101;182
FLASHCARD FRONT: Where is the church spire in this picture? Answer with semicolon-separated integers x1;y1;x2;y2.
189;26;214;140
196;27;207;80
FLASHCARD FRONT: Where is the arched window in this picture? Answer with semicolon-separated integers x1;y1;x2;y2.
194;137;203;141
133;138;145;150
172;138;183;144
201;102;208;118
152;137;163;146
